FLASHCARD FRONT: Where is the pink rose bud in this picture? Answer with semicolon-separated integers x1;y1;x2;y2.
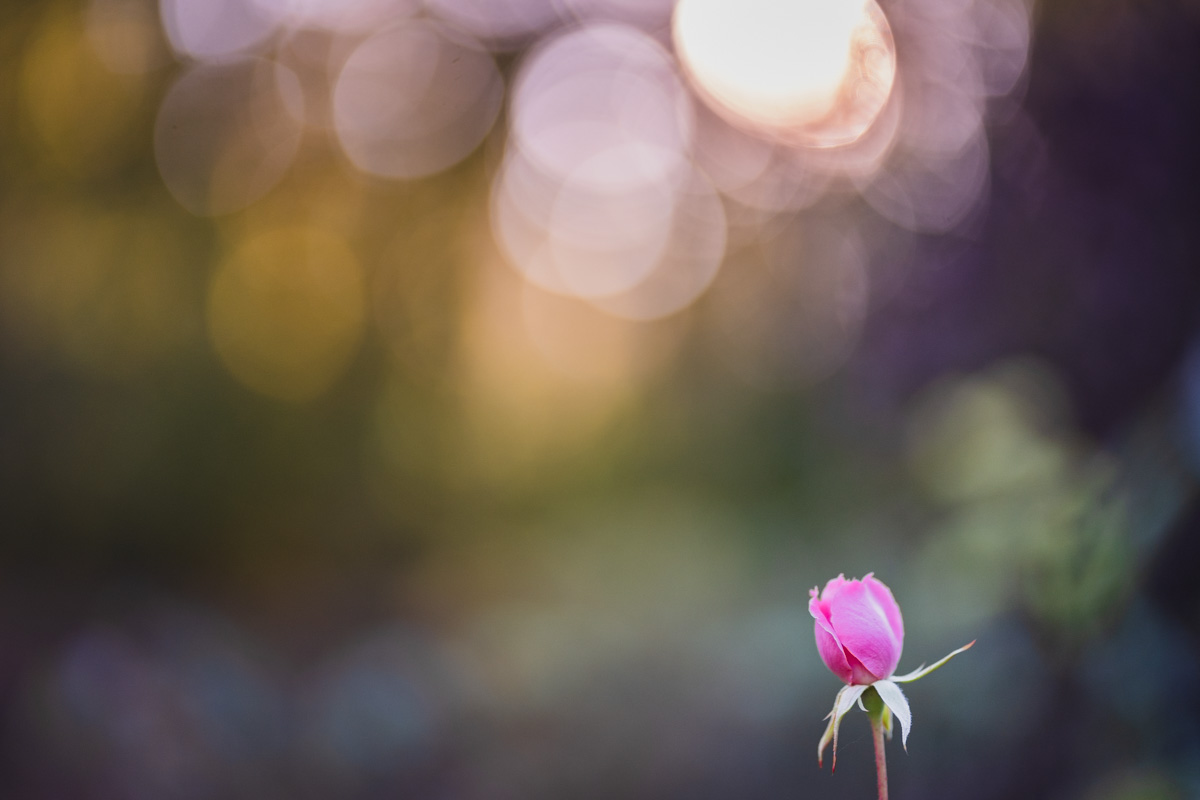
809;573;904;685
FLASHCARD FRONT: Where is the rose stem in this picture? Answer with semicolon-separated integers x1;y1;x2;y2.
863;686;889;800
870;710;888;800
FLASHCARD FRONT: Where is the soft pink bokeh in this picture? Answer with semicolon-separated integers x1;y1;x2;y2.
809;573;904;685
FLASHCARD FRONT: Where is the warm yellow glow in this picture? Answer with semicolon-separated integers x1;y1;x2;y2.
673;0;895;148
20;7;144;174
208;228;365;402
0;206;191;375
446;238;682;488
85;0;168;75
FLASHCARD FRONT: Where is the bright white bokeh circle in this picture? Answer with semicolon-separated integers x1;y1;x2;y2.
674;0;896;148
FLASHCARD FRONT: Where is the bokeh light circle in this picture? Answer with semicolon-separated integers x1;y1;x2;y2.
587;170;728;320
491;150;676;300
424;0;562;50
493;21;717;313
673;0;896;148
154;57;304;216
286;0;421;34
557;0;676;32
332;21;503;180
207;228;365;402
159;0;284;61
509;22;694;189
859;127;992;233
86;0;171;74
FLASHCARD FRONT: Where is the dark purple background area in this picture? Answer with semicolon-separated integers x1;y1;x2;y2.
1;0;1199;798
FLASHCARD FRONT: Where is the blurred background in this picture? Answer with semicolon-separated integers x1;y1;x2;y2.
1;0;1199;797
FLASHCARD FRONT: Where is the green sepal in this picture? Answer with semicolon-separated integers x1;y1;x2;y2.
891;640;975;684
817;684;867;771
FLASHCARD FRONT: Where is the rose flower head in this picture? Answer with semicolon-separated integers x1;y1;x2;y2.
809;573;904;686
809;573;974;772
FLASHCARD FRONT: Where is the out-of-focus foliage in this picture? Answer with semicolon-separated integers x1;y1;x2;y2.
1;0;1199;798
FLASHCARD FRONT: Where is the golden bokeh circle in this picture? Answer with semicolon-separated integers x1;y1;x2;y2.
207;228;365;402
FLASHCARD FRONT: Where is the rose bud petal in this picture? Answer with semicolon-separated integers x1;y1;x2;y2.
809;573;904;685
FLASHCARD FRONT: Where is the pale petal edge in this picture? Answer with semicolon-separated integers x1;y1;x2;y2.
873;680;912;751
891;640;975;684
